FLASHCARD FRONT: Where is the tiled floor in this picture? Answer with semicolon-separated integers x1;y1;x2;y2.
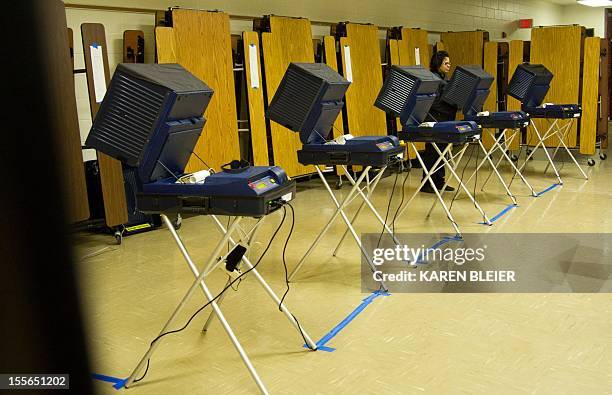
74;153;612;394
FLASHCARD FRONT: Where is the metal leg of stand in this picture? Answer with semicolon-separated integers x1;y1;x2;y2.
201;217;264;332
202;277;232;332
395;143;462;236
210;215;318;350
290;167;387;290
425;143;470;218
543;121;571;174
332;165;402;255
542;119;588;180
452;137;517;205
516;120;563;184
429;143;491;225
125;215;269;395
394;144;453;221
484;130;537;197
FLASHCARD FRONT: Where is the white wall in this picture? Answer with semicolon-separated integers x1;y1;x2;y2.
65;0;570;160
560;4;606;38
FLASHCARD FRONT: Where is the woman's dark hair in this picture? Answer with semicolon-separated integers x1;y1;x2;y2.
429;50;450;73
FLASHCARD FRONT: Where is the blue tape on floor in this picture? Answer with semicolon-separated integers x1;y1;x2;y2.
536;183;561;197
306;290;390;352
92;373;127;390
479;204;517;225
415;235;463;264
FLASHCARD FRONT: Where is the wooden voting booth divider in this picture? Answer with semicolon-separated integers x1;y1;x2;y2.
323;35;346;140
529;26;582;149
242;31;269;166
259;16;317;178
387;27;430;158
440;31;487;76
581;37;600;155
45;11;89;224
482;41;498;150
156;9;240;172
333;23;387;137
322;35;348;176
599;38;609;150
81;23;128;227
505;40;525;151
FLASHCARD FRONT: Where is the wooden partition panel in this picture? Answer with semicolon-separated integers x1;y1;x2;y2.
155;27;176;63
171;9;240;172
387;28;431;158
482;41;498;150
81;23;128;227
580;37;600;155
440;31;485;75
598;38;609;149
68;28;74;69
323;36;345;140
242;31;269;166
322;36;347;175
261;16;316;177
530;26;582;148
339;23;387;136
44;6;89;223
506;40;524;150
397;28;430;66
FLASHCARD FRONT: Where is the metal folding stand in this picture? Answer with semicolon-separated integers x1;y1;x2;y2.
394;141;491;237
480;128;537;196
463;128;537;198
125;214;317;395
512;118;588;185
288;165;401;290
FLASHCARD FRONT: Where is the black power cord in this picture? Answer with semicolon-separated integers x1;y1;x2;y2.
376;168;400;248
279;203;316;351
391;170;410;236
128;207;289;386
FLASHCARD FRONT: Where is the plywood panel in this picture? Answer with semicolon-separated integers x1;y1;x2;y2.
242;31;269;166
261;16;317;178
506;40;524;151
598;38;609;149
580;37;600;155
388;35;425;158
530;26;582;148
81;23;128;227
43;5;89;223
171;9;240;172
401;28;430;67
322;35;347;176
482;41;498;150
340;23;387;136
68;28;74;69
323;36;345;139
440;31;485;75
155;27;175;63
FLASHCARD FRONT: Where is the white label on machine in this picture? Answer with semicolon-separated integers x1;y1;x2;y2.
248;44;260;89
90;44;107;103
343;45;353;82
281;192;293;202
414;48;421;65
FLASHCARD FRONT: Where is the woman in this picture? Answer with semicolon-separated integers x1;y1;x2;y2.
421;50;458;193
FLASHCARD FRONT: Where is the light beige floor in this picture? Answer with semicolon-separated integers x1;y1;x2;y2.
74;153;612;394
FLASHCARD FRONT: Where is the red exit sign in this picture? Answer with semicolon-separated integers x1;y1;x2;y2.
518;19;533;29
